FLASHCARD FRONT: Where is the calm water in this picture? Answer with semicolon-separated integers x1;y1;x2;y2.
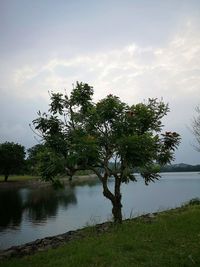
0;172;200;250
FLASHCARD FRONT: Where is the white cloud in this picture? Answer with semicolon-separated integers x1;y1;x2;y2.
1;21;200;162
10;21;200;107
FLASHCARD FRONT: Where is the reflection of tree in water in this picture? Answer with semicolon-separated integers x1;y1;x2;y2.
0;186;77;229
0;179;98;230
70;177;100;188
0;189;23;230
24;186;77;222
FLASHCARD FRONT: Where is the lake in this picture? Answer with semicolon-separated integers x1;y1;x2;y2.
0;172;200;250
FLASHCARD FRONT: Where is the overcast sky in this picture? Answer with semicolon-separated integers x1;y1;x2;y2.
0;0;200;164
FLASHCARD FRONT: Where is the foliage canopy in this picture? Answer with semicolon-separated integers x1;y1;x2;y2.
33;82;180;223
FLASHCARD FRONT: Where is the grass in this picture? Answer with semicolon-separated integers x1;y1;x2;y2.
0;175;39;182
1;203;200;267
0;174;98;187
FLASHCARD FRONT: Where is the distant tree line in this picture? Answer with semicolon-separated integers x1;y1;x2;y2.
0;141;199;183
160;163;200;172
0;141;93;182
108;162;200;173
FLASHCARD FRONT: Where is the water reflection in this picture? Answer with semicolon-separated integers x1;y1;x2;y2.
24;187;77;223
1;174;199;250
0;190;23;229
0;186;77;230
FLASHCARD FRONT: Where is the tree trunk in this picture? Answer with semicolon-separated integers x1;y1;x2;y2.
4;174;8;182
92;168;123;224
112;175;122;223
112;197;122;223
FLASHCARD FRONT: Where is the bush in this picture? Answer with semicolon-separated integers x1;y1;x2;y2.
187;198;200;206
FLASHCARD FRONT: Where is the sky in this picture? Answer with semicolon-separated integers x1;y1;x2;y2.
0;0;200;164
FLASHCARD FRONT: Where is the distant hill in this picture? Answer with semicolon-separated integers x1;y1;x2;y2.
161;163;200;172
108;162;200;173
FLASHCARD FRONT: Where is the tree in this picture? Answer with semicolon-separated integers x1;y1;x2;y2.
33;82;181;223
27;144;46;175
192;105;200;151
0;142;25;181
27;143;66;186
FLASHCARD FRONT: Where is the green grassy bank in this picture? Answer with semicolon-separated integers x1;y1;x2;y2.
1;203;200;267
0;175;38;182
0;173;95;183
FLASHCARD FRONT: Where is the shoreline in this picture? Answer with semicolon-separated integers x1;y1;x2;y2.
1;172;200;190
0;212;158;260
0;202;199;266
0;174;98;189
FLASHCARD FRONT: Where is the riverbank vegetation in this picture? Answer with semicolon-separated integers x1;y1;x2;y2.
0;175;38;182
0;174;99;188
1;202;199;267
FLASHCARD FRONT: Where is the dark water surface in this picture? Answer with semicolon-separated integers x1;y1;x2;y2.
0;172;200;250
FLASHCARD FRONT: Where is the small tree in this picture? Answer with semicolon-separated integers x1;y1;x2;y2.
27;144;66;184
192;105;200;151
33;82;180;223
27;144;46;175
0;142;25;181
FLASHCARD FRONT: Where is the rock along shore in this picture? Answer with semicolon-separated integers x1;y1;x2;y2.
0;221;113;260
0;213;157;260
